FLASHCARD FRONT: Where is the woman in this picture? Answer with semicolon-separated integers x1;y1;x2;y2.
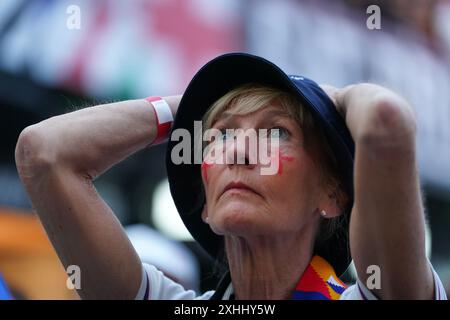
15;53;446;300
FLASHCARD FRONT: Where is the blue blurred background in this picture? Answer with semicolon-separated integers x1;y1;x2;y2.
0;0;449;299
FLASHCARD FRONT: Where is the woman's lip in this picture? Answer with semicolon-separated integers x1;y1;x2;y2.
223;187;255;195
220;182;260;199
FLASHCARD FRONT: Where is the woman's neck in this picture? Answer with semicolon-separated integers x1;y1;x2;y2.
224;231;315;300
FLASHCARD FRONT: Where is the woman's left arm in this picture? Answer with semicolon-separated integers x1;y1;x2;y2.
327;83;434;299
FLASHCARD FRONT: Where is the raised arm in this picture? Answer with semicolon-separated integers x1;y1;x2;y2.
323;84;433;299
15;96;181;299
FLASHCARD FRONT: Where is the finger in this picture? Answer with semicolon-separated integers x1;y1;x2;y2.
319;84;339;105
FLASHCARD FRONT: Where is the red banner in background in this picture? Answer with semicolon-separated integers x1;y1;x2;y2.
0;0;243;99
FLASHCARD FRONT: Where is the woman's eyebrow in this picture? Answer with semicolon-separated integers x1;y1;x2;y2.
212;109;294;129
212;115;235;128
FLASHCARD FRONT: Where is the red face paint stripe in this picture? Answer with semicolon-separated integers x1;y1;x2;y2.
277;150;294;175
201;161;213;183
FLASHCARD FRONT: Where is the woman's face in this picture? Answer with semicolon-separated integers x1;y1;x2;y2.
201;101;328;238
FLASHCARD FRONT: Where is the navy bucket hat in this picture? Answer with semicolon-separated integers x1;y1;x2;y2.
165;53;355;276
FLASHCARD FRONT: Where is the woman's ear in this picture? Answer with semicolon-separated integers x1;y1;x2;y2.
201;204;209;224
319;186;347;218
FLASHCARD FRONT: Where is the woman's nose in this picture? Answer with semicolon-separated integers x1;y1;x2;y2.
225;130;258;169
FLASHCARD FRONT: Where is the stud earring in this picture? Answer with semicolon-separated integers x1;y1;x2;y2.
320;210;327;217
205;217;210;224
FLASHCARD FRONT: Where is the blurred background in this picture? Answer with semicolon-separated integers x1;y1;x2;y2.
0;0;449;299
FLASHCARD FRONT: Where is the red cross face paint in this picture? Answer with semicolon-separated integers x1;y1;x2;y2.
278;152;295;175
265;146;295;176
201;138;227;184
201;160;213;184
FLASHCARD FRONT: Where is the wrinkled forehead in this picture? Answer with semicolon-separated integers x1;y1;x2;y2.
210;99;296;131
216;103;291;122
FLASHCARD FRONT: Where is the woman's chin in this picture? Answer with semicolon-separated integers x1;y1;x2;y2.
212;206;262;236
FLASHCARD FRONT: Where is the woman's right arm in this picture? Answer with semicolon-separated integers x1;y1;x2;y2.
15;95;181;299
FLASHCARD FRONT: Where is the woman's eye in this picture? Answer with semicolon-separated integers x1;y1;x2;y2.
268;127;290;139
220;129;234;140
